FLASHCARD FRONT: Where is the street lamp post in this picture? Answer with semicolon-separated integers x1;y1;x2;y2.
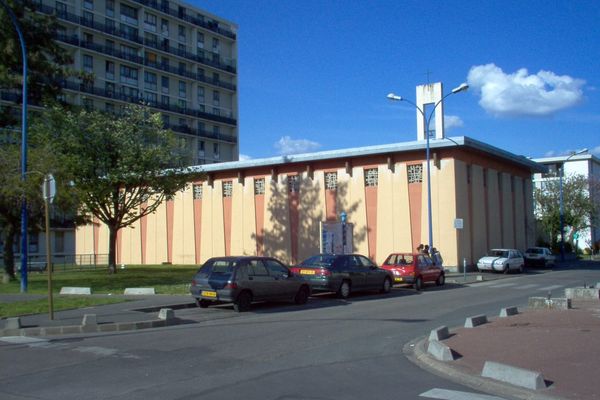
0;0;29;292
559;148;587;262
387;83;468;251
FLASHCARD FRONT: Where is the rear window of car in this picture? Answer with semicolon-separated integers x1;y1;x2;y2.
299;255;336;268
526;248;543;254
197;259;237;279
383;254;414;265
490;250;509;258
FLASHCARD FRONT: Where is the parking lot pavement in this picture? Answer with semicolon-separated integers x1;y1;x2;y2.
407;299;600;400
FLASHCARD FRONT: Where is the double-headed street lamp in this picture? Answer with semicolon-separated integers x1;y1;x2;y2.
387;83;468;251
559;148;588;262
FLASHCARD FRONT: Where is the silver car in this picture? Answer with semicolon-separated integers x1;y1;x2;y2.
477;249;525;273
524;247;556;267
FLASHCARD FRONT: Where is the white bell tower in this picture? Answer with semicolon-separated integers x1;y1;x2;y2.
416;82;445;141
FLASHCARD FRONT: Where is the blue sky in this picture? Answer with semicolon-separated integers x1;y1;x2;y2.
192;0;600;160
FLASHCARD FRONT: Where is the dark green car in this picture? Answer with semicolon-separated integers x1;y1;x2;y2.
290;254;393;299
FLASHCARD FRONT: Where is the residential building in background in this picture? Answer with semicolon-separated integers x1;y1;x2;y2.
532;154;600;252
33;0;239;165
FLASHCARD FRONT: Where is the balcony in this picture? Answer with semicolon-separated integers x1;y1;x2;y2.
38;4;236;74
55;33;235;92
61;79;237;126
167;124;237;144
130;0;236;40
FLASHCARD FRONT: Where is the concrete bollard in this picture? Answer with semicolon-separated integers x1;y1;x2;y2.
158;308;175;321
427;340;456;361
5;317;21;329
482;361;547;390
428;326;450;341
82;314;97;326
499;306;519;317
465;314;488;328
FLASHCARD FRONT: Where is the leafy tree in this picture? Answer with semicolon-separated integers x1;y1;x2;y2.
32;104;192;273
534;173;599;250
0;0;73;125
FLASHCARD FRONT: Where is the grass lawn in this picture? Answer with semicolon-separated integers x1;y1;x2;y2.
0;296;130;318
0;264;198;295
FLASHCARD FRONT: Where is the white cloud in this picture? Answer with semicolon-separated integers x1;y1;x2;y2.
274;136;321;155
590;146;600;156
238;154;251;161
467;63;585;117
444;115;464;130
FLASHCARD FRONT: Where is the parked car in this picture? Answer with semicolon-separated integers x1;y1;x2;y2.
290;254;393;299
380;253;445;291
477;249;525;273
190;256;311;312
524;247;556;267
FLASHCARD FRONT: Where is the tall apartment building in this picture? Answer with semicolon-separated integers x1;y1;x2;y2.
32;0;239;165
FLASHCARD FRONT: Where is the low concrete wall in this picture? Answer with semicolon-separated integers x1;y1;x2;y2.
565;287;600;300
528;297;571;310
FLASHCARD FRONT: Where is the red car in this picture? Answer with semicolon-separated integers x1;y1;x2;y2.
381;253;445;291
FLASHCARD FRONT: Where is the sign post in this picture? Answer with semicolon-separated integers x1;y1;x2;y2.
454;218;465;281
42;174;56;320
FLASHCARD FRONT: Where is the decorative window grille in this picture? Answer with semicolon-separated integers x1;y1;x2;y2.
364;168;378;187
222;181;233;197
192;184;202;200
288;175;300;193
407;164;423;183
325;172;337;190
254;178;265;195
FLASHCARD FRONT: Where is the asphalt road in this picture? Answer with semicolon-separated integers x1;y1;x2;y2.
1;264;598;400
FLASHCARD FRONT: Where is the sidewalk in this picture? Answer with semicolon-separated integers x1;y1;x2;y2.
407;298;600;400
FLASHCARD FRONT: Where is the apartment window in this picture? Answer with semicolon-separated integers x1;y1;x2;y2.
145;32;158;47
254;178;265;195
178;81;186;98
178;43;186;55
197;32;204;48
105;39;115;52
162;114;169;126
105;18;115;32
161;95;169;106
83;98;93;111
212;72;220;83
161;18;169;36
106;0;114;17
120;44;137;57
83;32;93;44
83;11;93;24
144;12;157;32
212;90;220;106
288;175;300;193
119;65;138;86
177;99;186;110
145;51;157;65
407;164;423;183
120;86;139;100
213;143;220;159
178;25;186;42
212;37;219;52
145;91;157;104
120;24;138;41
364;168;378;187
83;0;93;10
144;71;157;91
54;231;65;253
83;55;93;73
178;118;187;128
55;1;66;15
105;61;115;80
105;82;115;96
105;102;114;114
178;61;186;73
178;5;186;18
161;76;169;93
198;121;205;133
192;184;203;200
213;125;220;135
222;181;232;197
197;86;204;104
198;68;205;79
325;172;337;190
198;140;205;156
120;4;138;25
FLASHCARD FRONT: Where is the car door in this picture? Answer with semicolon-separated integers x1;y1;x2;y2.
246;259;273;301
346;255;367;289
263;258;297;299
356;255;382;288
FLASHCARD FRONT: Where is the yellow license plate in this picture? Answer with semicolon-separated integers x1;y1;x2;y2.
300;269;316;275
395;277;403;282
201;290;217;298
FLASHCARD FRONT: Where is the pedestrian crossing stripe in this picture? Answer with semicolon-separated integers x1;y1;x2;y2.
514;284;538;289
420;388;506;399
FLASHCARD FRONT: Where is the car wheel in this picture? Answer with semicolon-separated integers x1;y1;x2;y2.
233;291;252;312
414;277;423;291
294;286;310;305
436;273;445;286
380;277;392;294
337;280;351;299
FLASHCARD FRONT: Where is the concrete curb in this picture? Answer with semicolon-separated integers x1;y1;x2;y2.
403;336;564;400
60;287;92;295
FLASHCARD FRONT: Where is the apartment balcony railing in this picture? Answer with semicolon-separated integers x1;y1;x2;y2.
130;0;236;40
55;33;235;92
61;80;237;126
38;4;236;74
167;124;237;143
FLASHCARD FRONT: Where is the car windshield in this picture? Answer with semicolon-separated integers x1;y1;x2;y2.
197;259;237;279
299;255;336;268
490;250;509;258
526;248;543;254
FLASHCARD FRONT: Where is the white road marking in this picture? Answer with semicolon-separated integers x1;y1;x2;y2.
514;284;539;290
73;346;118;356
0;336;48;344
420;388;507;400
537;285;563;291
486;283;517;288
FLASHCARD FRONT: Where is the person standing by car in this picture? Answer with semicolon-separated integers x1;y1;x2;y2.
431;247;443;268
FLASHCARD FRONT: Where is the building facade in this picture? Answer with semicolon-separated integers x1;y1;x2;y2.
76;137;543;270
532;154;600;252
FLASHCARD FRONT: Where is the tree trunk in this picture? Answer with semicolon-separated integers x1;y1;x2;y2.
108;226;118;274
3;224;16;280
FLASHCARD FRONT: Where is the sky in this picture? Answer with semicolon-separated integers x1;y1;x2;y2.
191;0;600;160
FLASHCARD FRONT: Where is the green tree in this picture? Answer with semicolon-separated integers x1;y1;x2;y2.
32;104;192;273
0;0;73;125
534;173;599;249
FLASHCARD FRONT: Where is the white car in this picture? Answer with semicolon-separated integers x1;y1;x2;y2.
524;247;556;267
477;249;525;274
